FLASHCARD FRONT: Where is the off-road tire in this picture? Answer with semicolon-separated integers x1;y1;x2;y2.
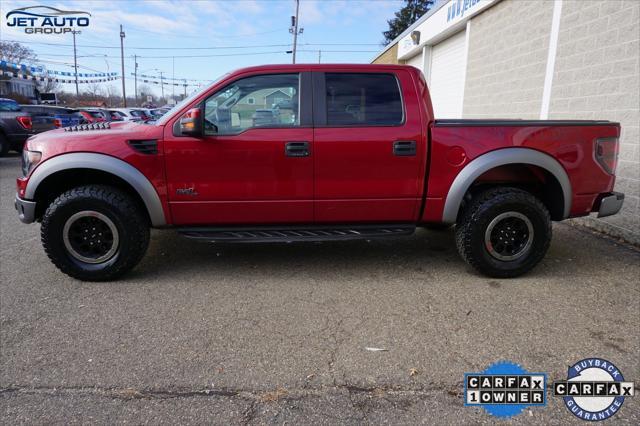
41;185;149;281
455;187;552;278
0;133;8;157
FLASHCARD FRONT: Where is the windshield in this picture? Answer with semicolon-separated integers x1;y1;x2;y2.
0;99;21;112
156;74;229;126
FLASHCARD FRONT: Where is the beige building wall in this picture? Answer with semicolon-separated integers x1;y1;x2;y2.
372;43;400;65
549;0;640;244
463;0;554;118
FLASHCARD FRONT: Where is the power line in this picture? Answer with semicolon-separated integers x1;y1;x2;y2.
3;39;291;50
126;27;286;39
4;39;380;50
36;49;375;60
37;51;290;59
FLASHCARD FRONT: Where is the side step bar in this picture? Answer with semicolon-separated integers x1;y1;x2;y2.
178;224;416;243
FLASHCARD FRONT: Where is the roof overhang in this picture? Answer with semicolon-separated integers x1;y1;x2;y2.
372;0;501;63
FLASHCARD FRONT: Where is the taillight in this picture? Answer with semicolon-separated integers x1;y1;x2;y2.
53;118;62;128
595;137;619;175
16;116;32;130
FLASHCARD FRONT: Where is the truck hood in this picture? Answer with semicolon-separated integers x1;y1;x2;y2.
25;121;164;159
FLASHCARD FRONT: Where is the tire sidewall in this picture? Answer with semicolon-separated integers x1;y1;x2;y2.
468;197;550;275
43;192;144;279
0;134;8;156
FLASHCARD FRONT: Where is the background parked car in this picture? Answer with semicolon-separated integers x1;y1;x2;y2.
106;110;126;121
20;105;85;129
78;108;109;123
149;108;170;119
111;108;152;122
0;98;33;156
252;109;279;126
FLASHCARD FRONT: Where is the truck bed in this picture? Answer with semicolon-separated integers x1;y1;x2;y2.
434;119;618;127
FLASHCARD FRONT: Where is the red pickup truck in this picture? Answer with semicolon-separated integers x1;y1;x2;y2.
15;64;624;281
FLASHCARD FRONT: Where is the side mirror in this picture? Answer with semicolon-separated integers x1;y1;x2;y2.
179;107;203;137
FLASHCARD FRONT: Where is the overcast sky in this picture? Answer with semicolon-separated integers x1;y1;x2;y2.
0;0;403;98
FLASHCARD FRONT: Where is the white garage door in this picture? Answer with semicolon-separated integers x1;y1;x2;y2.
428;30;467;118
405;52;423;72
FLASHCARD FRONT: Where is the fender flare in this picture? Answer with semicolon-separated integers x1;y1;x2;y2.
441;148;572;223
25;152;166;226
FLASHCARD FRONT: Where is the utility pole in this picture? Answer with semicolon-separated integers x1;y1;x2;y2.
289;0;303;64
72;30;81;96
183;79;187;98
318;50;321;63
120;25;127;107
133;55;138;107
159;71;164;101
172;57;175;103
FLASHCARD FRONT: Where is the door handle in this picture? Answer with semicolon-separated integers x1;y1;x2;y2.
393;140;416;156
285;141;310;157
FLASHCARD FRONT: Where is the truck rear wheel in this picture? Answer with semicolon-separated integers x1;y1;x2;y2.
41;185;149;281
455;187;552;278
0;133;8;157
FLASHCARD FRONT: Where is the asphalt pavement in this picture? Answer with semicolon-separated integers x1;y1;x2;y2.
1;154;638;424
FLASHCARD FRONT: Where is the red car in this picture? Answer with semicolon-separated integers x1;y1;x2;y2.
78;108;108;123
15;64;623;281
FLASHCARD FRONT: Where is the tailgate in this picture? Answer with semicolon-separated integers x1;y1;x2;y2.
30;115;57;133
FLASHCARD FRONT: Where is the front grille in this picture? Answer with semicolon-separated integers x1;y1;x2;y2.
128;139;158;155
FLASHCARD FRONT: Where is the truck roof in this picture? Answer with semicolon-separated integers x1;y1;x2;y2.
228;63;420;75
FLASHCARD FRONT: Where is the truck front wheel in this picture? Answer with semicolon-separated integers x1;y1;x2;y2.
41;185;150;281
455;187;552;278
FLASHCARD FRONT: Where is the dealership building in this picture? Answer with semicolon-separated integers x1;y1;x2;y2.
373;0;640;244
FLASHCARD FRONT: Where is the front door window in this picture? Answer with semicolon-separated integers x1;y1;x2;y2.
203;74;300;136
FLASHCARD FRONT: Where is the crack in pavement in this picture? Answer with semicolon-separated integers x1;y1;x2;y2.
0;383;463;402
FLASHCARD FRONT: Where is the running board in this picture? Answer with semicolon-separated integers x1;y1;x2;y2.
178;224;416;243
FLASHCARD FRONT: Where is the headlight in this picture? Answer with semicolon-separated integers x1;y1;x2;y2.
22;150;42;176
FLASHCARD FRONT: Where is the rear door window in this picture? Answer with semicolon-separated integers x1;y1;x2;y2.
324;73;403;126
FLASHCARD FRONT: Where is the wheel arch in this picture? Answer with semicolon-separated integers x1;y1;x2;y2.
26;153;166;226
442;148;572;224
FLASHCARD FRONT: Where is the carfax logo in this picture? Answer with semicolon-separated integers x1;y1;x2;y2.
553;358;635;421
5;6;90;34
464;361;546;418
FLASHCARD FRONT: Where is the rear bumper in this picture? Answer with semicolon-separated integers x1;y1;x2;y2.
596;192;624;218
6;132;33;150
14;194;36;224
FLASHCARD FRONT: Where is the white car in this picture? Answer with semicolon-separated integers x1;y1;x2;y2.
109;108;151;122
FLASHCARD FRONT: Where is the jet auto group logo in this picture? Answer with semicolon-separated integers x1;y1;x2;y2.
5;5;90;34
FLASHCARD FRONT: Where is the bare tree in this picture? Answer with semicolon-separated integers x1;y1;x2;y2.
0;41;37;64
36;77;61;93
138;84;153;100
84;82;103;99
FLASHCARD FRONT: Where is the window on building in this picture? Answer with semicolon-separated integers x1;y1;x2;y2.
203;73;299;136
325;73;403;126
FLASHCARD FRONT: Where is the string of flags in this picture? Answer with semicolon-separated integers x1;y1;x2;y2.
1;60;201;87
0;60;118;78
1;70;119;84
131;73;191;87
134;73;206;83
